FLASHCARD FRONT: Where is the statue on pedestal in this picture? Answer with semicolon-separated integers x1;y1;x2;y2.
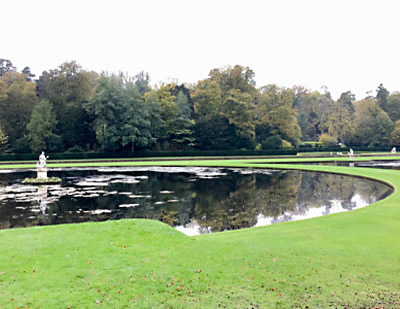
23;151;61;184
348;148;354;161
36;151;49;179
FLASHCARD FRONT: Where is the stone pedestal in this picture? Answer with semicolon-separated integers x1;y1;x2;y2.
37;167;48;179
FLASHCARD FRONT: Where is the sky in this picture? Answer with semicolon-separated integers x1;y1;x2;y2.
3;0;400;100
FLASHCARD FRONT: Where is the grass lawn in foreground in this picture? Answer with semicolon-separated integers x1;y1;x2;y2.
0;159;400;307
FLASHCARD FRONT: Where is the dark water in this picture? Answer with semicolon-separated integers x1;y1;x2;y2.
324;160;400;169
0;167;392;235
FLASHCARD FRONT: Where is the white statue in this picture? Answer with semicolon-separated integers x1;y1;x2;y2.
37;151;48;168
349;148;354;161
392;147;396;154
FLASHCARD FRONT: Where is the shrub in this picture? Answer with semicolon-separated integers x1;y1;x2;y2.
318;134;336;148
281;140;293;148
262;135;282;149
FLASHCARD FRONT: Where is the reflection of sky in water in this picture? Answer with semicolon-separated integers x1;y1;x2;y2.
255;194;370;228
176;221;211;236
177;194;378;236
0;167;393;235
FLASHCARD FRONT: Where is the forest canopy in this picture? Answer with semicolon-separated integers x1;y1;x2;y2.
0;58;398;154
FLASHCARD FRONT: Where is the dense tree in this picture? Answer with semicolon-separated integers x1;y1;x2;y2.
390;120;400;146
0;79;7;101
256;85;301;147
172;91;195;148
1;60;399;153
209;65;257;96
325;91;355;144
84;74;156;152
37;61;96;150
192;79;222;121
143;90;163;144
350;98;393;146
221;89;255;142
370;110;393;146
26;99;58;153
0;122;8;153
0;72;37;148
387;92;400;122
350;99;380;146
84;74;128;151
149;84;196;150
120;81;155;151
192;79;233;149
207;65;258;149
294;90;332;141
156;84;179;146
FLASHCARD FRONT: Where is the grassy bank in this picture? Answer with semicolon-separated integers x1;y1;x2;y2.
0;159;400;307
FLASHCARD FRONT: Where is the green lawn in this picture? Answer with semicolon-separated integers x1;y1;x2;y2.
0;159;400;308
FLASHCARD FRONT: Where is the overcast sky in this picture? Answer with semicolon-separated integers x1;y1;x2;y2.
3;0;400;99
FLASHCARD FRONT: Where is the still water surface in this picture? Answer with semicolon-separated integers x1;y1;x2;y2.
0;167;392;235
313;160;400;169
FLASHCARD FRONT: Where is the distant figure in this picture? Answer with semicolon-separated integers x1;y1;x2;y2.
392;147;396;154
37;151;48;168
349;149;354;156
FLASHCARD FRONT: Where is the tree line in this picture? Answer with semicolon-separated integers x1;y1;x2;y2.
1;58;400;154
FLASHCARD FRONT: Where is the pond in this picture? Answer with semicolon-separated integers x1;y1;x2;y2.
0;167;392;235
